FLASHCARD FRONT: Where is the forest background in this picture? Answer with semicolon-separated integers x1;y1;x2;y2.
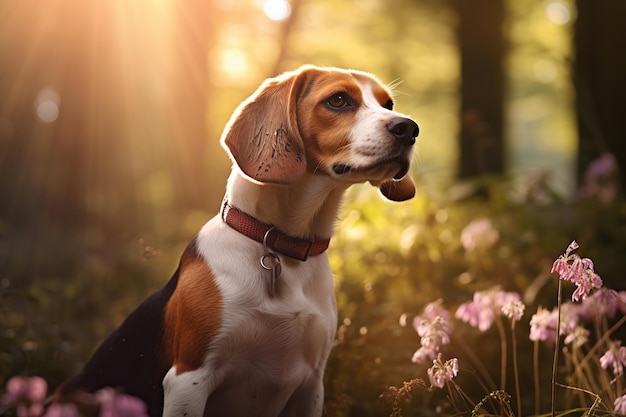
1;0;626;415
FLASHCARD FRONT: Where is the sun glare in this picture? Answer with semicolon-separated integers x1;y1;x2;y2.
263;0;291;21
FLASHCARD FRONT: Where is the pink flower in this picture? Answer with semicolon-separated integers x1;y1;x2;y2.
455;288;522;331
421;299;450;323
1;377;29;405
551;241;602;302
580;288;621;320
600;341;626;376
559;302;581;336
410;315;450;363
455;291;495;331
1;376;47;417
563;326;589;348
416;316;450;348
410;300;451;364
455;299;490;331
412;346;437;364
501;300;525;322
42;404;79;417
619;292;626;315
97;388;149;417
1;376;47;406
529;307;558;342
529;303;584;345
615;394;626;415
579;152;619;203
460;218;499;251
427;353;459;389
571;269;602;302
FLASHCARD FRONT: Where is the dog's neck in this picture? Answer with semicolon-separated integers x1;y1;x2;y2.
224;171;349;240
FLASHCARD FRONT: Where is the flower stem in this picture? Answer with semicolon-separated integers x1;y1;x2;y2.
551;278;563;417
577;314;626;369
511;321;522;417
495;316;507;391
533;340;540;416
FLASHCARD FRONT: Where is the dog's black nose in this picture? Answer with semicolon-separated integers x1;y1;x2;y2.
387;117;419;145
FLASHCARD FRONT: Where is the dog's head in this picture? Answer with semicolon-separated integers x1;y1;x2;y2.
221;65;419;201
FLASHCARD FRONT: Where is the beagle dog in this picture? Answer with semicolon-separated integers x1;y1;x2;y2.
58;65;418;417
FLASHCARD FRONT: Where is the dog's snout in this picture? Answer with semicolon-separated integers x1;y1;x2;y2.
387;117;419;145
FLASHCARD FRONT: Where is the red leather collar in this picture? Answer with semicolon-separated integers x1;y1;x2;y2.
220;200;330;261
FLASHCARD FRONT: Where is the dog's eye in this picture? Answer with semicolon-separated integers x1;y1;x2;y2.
326;93;351;109
384;99;394;110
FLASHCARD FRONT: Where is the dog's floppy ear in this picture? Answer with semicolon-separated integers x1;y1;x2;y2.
221;70;307;185
378;175;416;202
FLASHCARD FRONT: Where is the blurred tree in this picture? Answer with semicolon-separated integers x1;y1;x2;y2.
451;0;505;179
0;0;218;236
269;0;304;75
574;0;626;195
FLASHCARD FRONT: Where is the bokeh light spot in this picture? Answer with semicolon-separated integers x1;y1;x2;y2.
263;0;291;21
546;2;570;25
218;48;250;80
34;89;60;123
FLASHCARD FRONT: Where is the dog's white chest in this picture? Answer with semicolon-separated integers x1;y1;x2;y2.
186;218;337;415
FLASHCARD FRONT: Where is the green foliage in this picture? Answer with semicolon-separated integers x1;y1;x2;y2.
0;211;191;389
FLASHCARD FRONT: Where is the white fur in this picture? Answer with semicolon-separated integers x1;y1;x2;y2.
163;213;336;417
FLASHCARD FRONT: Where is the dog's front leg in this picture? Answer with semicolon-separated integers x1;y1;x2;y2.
162;366;217;417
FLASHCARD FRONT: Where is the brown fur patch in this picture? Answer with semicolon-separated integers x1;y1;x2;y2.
221;71;307;185
164;247;223;374
295;71;368;174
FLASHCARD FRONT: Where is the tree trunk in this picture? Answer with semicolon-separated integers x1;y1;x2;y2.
574;0;626;196
451;0;505;179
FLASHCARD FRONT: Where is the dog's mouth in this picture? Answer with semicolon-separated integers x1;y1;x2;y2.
392;162;411;180
332;157;410;180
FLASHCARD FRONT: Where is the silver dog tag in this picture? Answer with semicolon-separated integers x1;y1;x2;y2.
261;253;281;297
